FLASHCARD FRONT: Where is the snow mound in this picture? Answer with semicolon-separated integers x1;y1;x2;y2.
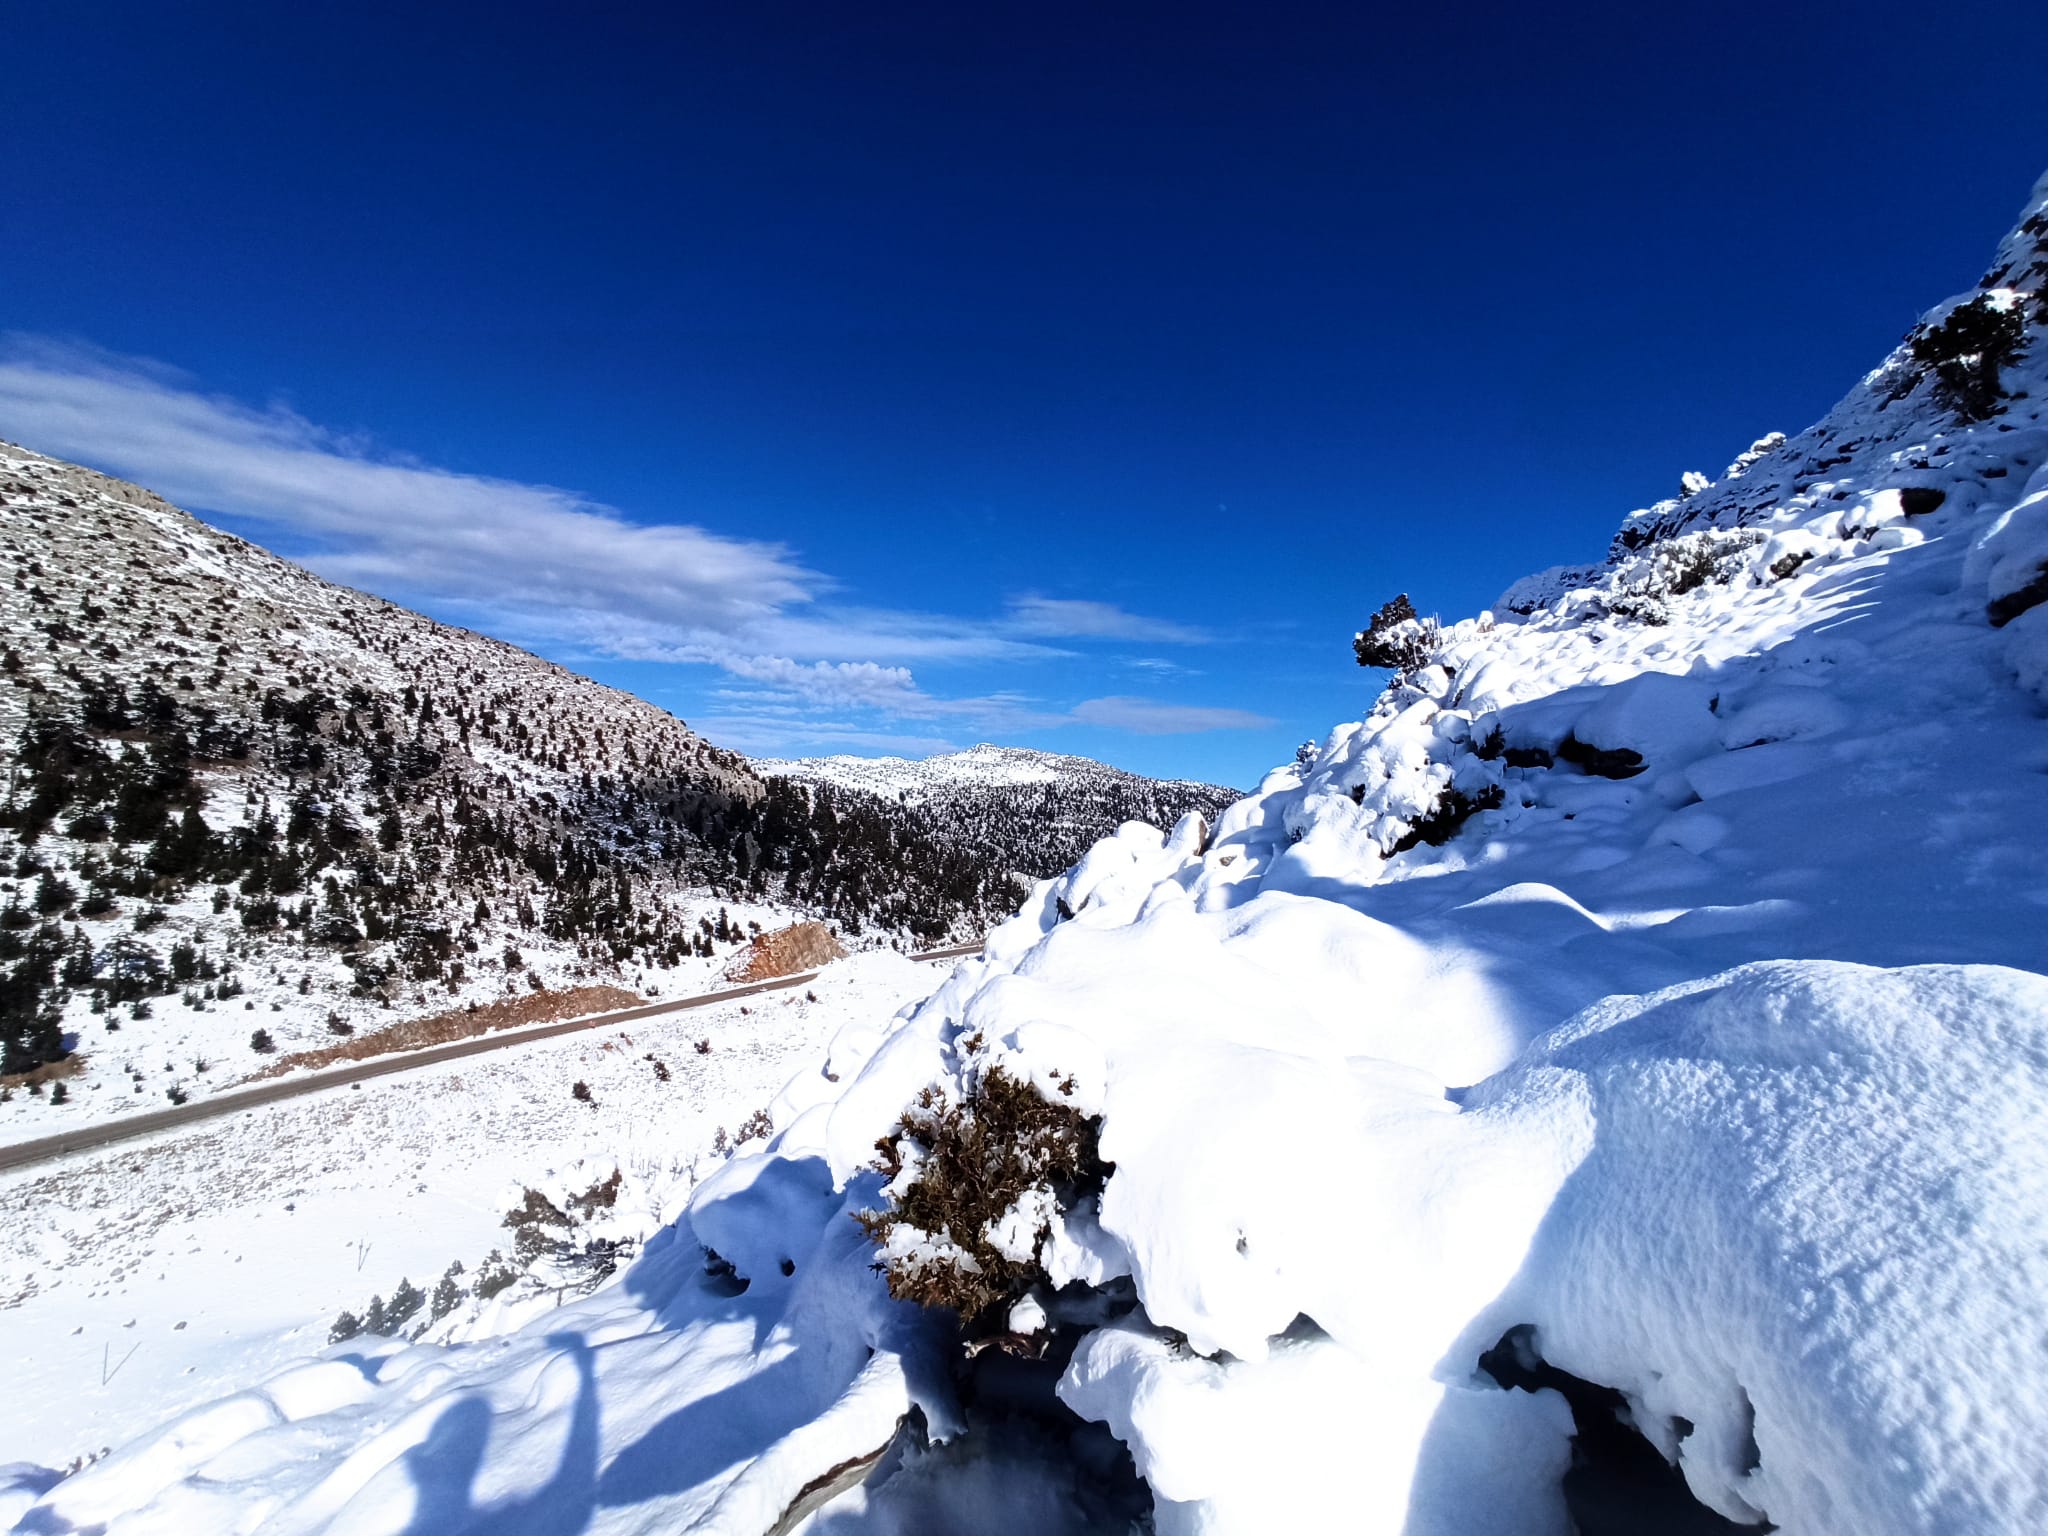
1468;961;2048;1533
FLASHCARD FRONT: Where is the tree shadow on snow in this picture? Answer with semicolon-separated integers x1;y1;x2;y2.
397;1332;601;1536
386;1155;848;1535
595;1350;813;1507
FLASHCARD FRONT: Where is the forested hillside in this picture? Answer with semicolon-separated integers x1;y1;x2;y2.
0;447;1026;1080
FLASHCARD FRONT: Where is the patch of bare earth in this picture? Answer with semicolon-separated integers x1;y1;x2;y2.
1;1056;86;1091
727;922;847;982
248;985;643;1080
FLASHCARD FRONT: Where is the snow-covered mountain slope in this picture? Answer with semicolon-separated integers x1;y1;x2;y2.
759;743;1222;800
11;173;2048;1536
760;745;1241;881
0;449;1037;1141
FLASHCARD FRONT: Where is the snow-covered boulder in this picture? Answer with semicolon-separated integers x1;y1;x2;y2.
1466;961;2048;1534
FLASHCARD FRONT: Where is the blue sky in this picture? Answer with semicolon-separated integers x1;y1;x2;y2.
2;3;2043;786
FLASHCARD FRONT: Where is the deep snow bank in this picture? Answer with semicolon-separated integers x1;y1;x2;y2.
808;864;2048;1533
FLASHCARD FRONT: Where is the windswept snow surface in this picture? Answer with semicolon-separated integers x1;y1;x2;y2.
12;177;2048;1536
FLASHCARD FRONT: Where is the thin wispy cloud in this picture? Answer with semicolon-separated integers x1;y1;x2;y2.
1007;595;1209;644
595;615;1059;671
1070;697;1275;735
0;337;1271;754
0;337;815;634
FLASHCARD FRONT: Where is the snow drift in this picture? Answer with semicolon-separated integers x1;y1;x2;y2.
11;172;2048;1534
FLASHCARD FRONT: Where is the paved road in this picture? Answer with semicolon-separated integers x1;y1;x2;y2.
0;942;985;1176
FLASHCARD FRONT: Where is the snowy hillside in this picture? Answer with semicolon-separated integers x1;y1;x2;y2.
759;743;1223;800
9;171;2048;1536
760;744;1241;881
0;451;1040;1143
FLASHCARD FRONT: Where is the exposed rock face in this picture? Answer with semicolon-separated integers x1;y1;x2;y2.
728;921;847;981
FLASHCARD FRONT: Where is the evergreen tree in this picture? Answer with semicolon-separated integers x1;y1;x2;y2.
386;1278;424;1331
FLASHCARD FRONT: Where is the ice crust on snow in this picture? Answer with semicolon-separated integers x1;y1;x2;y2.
12;172;2048;1536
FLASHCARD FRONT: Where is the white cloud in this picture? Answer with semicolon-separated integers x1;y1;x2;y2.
597;611;1061;669
1007;595;1208;644
1070;696;1275;735
0;336;1071;679
0;338;1270;756
0;337;815;635
715;656;928;712
706;660;1065;730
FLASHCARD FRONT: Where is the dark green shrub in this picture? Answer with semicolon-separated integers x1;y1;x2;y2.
384;1278;424;1332
1353;594;1441;673
1390;784;1506;854
429;1263;465;1323
1910;297;2028;421
474;1250;519;1301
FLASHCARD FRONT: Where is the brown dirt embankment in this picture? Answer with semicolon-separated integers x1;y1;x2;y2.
250;984;643;1080
727;922;847;982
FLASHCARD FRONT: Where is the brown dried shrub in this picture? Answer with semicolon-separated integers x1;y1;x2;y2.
856;1065;1106;1326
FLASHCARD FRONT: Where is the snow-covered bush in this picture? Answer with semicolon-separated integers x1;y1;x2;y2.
858;1063;1106;1327
1909;293;2029;421
1354;593;1442;673
1605;529;1763;624
1721;430;1786;479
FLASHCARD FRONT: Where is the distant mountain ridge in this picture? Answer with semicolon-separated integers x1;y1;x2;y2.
758;741;1233;799
760;742;1240;881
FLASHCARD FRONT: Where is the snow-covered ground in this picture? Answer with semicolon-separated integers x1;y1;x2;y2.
0;888;814;1152
7;173;2048;1536
0;952;941;1476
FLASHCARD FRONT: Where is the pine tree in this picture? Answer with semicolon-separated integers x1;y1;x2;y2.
386;1278;424;1331
429;1264;464;1322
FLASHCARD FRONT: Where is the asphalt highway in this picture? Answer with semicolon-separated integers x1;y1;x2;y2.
0;942;984;1175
